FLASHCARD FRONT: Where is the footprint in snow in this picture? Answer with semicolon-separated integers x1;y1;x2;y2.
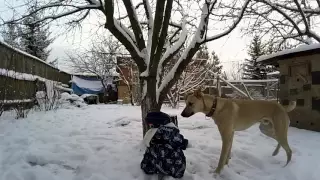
115;119;131;127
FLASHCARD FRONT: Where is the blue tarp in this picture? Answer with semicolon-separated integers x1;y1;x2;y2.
71;83;103;95
71;75;104;96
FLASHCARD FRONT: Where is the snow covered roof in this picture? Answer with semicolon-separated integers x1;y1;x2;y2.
257;43;320;64
0;40;70;75
72;71;119;77
72;72;100;77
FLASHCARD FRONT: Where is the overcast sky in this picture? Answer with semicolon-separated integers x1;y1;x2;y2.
0;0;252;75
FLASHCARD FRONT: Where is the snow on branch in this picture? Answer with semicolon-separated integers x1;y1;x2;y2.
241;0;320;47
166;59;213;108
293;0;309;32
260;0;302;35
178;64;211;95
309;30;320;42
4;0;147;72
104;0;146;70
141;0;154;71
123;0;146;52
5;2;102;25
205;0;251;42
67;37;121;79
156;1;215;102
272;2;320;14
156;18;188;87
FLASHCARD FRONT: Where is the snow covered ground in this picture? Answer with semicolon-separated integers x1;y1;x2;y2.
0;104;319;180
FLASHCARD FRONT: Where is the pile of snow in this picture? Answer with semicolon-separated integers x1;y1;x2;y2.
59;92;87;108
55;85;73;93
80;94;98;99
0;105;319;180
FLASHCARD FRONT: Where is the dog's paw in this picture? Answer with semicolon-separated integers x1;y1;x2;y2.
213;173;218;179
209;167;221;175
212;169;222;179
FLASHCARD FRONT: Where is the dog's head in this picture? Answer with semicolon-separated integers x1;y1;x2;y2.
181;89;206;118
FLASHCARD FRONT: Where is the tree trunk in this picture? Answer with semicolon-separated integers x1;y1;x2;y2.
140;77;162;136
126;83;134;106
130;92;134;106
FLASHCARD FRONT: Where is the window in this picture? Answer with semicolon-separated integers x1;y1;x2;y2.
289;63;309;77
312;71;320;84
312;97;320;111
297;99;305;106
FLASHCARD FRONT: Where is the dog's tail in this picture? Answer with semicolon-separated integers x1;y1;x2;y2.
283;101;296;112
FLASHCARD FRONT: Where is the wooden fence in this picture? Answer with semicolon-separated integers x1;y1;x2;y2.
0;41;71;104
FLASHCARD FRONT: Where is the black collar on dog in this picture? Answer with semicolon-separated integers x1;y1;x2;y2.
205;98;217;117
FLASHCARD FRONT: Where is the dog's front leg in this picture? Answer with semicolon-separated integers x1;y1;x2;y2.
225;131;234;165
214;126;234;174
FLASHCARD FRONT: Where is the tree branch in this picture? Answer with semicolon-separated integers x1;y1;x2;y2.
8;4;100;25
309;30;320;42
148;0;166;71
293;0;309;33
157;20;187;88
151;0;174;76
122;0;146;51
104;0;146;71
157;0;216;103
317;0;320;8
272;2;320;15
205;0;250;42
256;0;303;35
117;2;144;21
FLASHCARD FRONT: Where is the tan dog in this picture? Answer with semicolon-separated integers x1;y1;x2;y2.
181;89;296;174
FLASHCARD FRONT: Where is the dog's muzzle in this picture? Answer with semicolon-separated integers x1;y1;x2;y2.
181;109;194;117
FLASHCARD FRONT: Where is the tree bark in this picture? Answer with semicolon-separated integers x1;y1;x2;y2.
140;77;162;136
129;84;134;106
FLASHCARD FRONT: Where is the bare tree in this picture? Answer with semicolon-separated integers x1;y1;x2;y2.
238;0;320;49
229;62;243;80
68;35;139;105
67;36;120;95
167;59;215;108
2;0;251;136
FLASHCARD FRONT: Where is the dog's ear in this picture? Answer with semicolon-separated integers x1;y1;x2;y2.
193;88;203;99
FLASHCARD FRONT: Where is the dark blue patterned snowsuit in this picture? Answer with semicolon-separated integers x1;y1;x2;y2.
141;125;188;178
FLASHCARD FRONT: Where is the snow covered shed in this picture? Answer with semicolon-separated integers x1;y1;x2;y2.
71;73;119;103
257;43;320;132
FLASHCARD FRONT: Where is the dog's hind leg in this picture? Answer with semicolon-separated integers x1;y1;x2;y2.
272;143;281;156
279;133;292;166
277;135;292;166
259;120;281;156
273;114;292;166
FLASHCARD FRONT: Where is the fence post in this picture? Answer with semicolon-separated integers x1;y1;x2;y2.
266;81;270;100
216;75;221;97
